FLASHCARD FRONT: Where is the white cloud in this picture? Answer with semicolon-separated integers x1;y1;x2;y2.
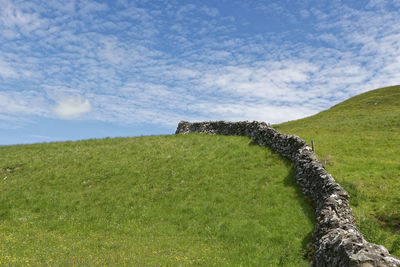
366;0;387;9
184;101;319;125
201;6;219;17
0;0;47;36
0;59;18;78
176;4;196;20
318;33;341;47
54;95;92;119
0;91;48;115
201;61;318;101
299;9;310;19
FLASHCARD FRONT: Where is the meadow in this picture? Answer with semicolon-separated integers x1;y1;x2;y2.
2;85;398;265
275;85;400;256
0;133;314;266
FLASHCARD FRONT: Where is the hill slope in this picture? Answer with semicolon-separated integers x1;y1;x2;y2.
275;85;400;256
0;134;314;265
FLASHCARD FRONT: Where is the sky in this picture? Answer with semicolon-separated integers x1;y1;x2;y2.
1;0;400;145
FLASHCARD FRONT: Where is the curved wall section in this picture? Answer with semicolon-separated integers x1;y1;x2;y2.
176;120;400;267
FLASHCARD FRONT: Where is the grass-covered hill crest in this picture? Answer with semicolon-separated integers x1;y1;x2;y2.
1;85;399;266
276;85;400;257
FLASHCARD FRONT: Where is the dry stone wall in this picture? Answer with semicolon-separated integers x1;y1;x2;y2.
175;120;400;267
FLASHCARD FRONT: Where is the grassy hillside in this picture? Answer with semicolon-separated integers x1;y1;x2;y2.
275;85;400;256
0;134;314;266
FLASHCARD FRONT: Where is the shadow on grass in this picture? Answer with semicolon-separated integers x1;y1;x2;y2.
248;139;315;259
283;167;315;259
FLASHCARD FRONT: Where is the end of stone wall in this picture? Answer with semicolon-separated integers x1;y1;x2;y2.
176;120;400;267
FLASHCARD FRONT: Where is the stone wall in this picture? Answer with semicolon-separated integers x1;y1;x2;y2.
175;120;400;267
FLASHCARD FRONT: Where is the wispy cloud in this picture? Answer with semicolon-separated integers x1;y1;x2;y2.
0;90;48;115
0;59;18;78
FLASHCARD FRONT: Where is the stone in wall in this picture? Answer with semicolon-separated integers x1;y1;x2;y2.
176;120;400;267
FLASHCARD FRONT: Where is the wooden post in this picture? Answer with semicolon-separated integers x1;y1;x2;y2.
311;140;315;152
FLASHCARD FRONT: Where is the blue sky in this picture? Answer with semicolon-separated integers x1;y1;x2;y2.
1;0;400;145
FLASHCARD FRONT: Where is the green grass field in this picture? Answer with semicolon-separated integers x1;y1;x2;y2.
0;134;314;266
2;85;398;265
275;85;400;256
